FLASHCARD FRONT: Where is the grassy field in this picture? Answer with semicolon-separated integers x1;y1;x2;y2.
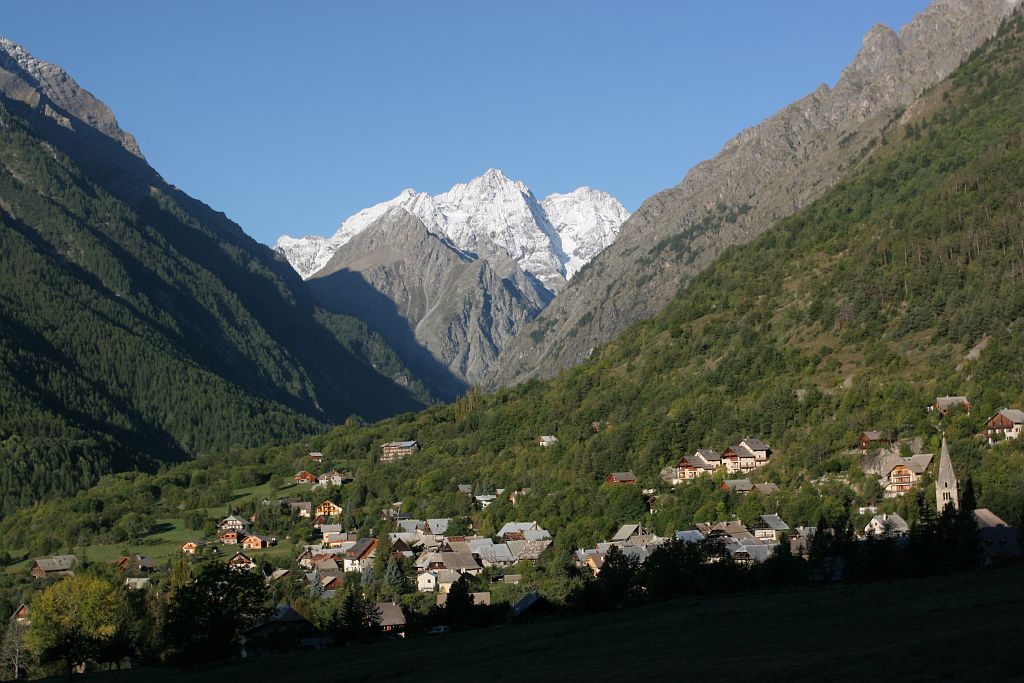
77;563;1024;683
2;481;302;576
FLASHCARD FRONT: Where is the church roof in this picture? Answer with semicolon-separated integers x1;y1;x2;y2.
937;437;957;489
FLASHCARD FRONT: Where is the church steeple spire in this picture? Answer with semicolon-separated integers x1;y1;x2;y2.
936;435;959;512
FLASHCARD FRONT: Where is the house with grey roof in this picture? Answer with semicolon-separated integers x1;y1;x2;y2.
858;430;892;450
508;592;556;620
933;395;971;415
31;555;77;579
985;408;1024;442
508;539;552;564
721;479;754;493
722;438;773;473
376;602;407;635
673;450;721;482
726;541;777;565
864;513;910;538
420;518;451;537
498;521;551;541
753;514;790;541
218;515;251;531
611;524;644;543
380;440;420;463
674;529;705;544
865;451;933;498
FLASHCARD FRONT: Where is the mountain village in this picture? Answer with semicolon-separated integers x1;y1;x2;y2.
18;399;1022;654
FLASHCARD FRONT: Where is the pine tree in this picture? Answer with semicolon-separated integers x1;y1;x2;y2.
383;558;409;599
443;576;475;628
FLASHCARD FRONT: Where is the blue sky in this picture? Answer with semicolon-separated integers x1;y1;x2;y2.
3;1;930;245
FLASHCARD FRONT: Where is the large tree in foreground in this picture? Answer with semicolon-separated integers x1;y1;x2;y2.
27;575;129;677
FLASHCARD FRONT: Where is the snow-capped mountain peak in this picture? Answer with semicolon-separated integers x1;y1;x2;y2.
541;187;631;279
274;170;629;287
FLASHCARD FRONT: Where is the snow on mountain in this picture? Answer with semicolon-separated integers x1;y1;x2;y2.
541;187;631;279
274;169;629;288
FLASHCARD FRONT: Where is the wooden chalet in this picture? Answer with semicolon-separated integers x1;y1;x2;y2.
933;395;971;415
181;540;206;555
722;438;772;474
868;453;933;497
218;515;251;531
376;602;407;636
242;535;273;551
11;604;29;626
343;538;377;573
380;440;420;463
508;592;556;621
30;555;76;579
293;471;317;485
226;552;257;571
537;435;559;447
720;479;754;493
753;514;790;542
116;554;158;573
219;529;246;545
675;449;722;481
985;408;1024;442
606;471;637;485
316;470;350;487
316;500;343;517
858;430;892;450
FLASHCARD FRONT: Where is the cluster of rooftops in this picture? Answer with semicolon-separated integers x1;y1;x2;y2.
575;516;800;570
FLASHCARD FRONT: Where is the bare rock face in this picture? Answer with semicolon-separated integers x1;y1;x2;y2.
488;0;1021;388
309;207;548;393
0;37;142;158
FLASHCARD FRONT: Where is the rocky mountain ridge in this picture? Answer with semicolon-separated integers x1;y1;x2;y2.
487;0;1021;388
309;207;548;391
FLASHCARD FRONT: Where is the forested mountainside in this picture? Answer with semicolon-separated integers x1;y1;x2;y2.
0;42;433;514
4;10;1022;556
489;0;1020;388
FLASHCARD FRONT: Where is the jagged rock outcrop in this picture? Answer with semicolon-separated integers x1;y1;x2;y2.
309;207;548;391
488;0;1021;387
0;37;141;157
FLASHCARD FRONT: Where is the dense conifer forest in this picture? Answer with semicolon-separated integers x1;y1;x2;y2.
0;95;436;513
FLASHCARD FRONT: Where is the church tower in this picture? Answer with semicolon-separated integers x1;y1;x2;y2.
936;435;959;512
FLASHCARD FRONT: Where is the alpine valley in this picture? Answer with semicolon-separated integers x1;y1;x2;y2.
2;1;1024;680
